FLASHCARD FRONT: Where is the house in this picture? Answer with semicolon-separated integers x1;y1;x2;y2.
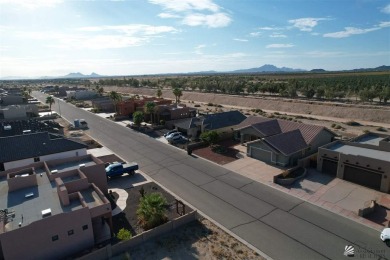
66;90;97;100
0;94;24;105
0;119;64;137
0;104;39;120
152;103;196;124
91;97;115;112
235;116;336;166
174;110;246;139
0;154;111;259
0;132;87;171
116;97;171;117
317;133;390;192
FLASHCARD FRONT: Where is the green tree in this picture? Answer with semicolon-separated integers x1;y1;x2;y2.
172;87;182;103
136;192;168;230
117;228;132;241
133;111;144;126
45;96;55;114
200;130;219;145
156;88;162;98
144;102;156;123
109;91;122;115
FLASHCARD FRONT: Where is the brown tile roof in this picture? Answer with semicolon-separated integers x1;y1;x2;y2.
264;129;308;155
235;116;273;130
277;120;326;144
252;119;281;136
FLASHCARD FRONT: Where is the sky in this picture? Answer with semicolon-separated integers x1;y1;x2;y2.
0;0;389;78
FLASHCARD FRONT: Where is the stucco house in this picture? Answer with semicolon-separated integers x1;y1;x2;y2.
0;154;111;259
317;133;390;192
0;132;87;171
235;116;336;166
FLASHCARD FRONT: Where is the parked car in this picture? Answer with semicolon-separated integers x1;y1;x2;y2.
164;129;179;138
105;162;139;179
380;228;390;246
169;135;189;144
166;132;182;140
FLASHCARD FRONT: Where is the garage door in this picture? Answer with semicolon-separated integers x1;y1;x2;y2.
250;147;272;163
344;166;381;191
322;159;338;176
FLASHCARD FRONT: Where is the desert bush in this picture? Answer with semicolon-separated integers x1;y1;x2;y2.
376;127;387;132
137;192;168;230
117;228;132;241
345;121;361;126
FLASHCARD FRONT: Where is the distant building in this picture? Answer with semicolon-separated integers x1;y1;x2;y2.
317;133;390;192
91;97;115;112
116;97;171;117
0;132;87;171
152;103;196;124
235;117;336;166
0;119;64;137
0;154;111;259
66;90;97;100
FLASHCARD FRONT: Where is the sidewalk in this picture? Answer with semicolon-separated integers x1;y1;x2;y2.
224;149;390;231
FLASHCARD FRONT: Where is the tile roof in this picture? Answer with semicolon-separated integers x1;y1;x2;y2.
174;118;200;130
202;111;246;131
235;116;272;130
252;119;281;136
236;116;334;145
263;129;308;155
0;132;87;163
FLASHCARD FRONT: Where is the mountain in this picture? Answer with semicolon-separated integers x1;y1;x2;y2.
62;72;102;78
231;64;306;73
310;69;326;72
348;65;390;72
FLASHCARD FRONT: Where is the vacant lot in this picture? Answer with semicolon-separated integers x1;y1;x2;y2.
104;86;390;124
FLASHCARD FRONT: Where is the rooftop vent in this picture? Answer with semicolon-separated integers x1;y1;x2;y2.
41;208;51;218
23;130;32;134
51;170;58;174
3;125;11;131
79;164;85;168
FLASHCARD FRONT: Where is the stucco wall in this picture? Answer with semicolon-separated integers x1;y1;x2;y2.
0;208;94;260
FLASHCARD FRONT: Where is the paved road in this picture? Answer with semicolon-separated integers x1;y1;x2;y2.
36;92;390;259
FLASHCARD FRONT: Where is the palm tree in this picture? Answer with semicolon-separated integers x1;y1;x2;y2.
45;96;55;115
172;87;182;103
109;91;122;115
156;88;162;98
144;102;156;123
136;192;168;230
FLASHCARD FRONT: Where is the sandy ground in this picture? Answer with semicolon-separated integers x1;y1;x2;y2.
103;86;390;124
113;218;265;260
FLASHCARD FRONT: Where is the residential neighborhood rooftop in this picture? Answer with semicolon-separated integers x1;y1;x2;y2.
328;142;390;162
353;133;387;146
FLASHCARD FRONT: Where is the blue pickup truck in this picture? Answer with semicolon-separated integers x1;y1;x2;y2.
105;162;139;178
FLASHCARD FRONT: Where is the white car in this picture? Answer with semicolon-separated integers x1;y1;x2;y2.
380;228;390;245
166;132;182;140
164;129;179;137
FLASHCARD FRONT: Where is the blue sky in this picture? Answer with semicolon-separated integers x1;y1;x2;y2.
0;0;389;78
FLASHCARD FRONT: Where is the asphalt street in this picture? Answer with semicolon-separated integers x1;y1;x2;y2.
36;92;390;260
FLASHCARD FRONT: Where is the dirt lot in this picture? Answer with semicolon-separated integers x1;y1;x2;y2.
113;217;264;260
103;86;389;138
193;140;241;165
104;86;390;124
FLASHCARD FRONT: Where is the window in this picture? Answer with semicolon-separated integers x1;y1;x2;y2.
52;235;59;241
68;230;74;236
34;157;40;162
82;224;88;230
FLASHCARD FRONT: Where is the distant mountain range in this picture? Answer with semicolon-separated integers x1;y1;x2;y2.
1;65;389;80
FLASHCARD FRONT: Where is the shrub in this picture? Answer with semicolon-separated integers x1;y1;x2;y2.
334;125;342;129
331;123;336;128
345;121;361;126
200;131;219;145
194;104;201;107
137;192;168;230
376;127;387;132
117;228;132;241
207;102;214;106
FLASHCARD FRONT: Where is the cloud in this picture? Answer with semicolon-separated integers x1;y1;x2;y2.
249;32;261;37
13;24;178;50
158;13;181;19
233;38;248;42
77;24;178;35
149;0;232;28
381;4;390;14
258;26;284;31
182;13;231;28
289;18;329;31
323;22;389;38
149;0;219;12
270;33;287;38
194;44;206;54
0;0;63;9
266;43;294;48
